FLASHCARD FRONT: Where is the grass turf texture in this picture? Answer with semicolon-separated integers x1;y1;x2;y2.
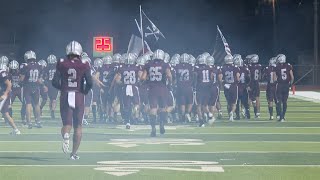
0;92;320;180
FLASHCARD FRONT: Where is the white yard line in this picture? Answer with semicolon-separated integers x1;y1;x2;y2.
0;150;319;153
290;91;320;103
0;164;320;167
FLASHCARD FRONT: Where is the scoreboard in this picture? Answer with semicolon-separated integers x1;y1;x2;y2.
93;36;113;57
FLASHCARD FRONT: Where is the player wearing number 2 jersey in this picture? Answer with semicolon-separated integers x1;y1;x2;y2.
141;49;172;137
20;50;43;129
52;41;92;160
275;54;294;122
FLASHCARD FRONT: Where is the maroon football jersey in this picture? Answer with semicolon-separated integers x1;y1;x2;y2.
220;64;240;85
248;63;262;82
276;63;293;84
56;57;91;92
238;66;250;85
118;64;142;85
9;70;21;90
175;63;193;88
46;64;57;81
99;64;114;84
144;60;170;88
264;65;277;85
195;64;213;89
20;61;42;89
210;65;221;86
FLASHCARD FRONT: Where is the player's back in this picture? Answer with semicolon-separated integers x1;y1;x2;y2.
119;64;141;86
145;60;169;88
248;63;262;82
276;63;292;84
221;64;239;85
195;64;212;89
10;70;21;89
21;61;42;89
175;63;193;88
57;57;90;93
264;65;276;85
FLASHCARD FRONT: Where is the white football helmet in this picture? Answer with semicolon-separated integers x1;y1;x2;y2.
233;54;243;66
38;59;47;68
250;54;259;64
113;53;121;63
47;54;57;64
93;58;103;68
269;57;277;66
152;49;165;60
102;55;113;65
136;56;146;66
164;53;170;63
206;56;215;66
66;41;83;56
277;54;286;64
202;52;210;58
197;54;207;65
127;53;137;64
224;54;234;64
24;51;36;61
0;56;9;65
170;56;180;66
120;53;128;64
9;60;19;70
0;64;7;71
180;53;189;64
82;56;91;64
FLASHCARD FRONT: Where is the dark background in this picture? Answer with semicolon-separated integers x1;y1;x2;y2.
0;0;316;65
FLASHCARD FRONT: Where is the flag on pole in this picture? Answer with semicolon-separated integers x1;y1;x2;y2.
127;34;152;56
212;26;232;65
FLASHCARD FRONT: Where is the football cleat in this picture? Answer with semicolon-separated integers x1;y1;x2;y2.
10;129;21;135
126;123;131;129
35;122;42;128
279;119;285;122
150;127;156;137
185;113;191;123
269;116;274;120
160;122;165;135
229;112;234;122
28;123;33;129
70;154;80;160
62;133;70;154
208;117;215;126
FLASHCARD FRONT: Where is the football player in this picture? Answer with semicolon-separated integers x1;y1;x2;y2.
207;55;220;123
194;54;212;127
91;58;103;123
248;54;262;119
112;53;142;129
275;54;294;122
46;54;59;119
0;64;20;135
141;49;173;137
219;55;240;121
52;41;92;160
233;54;250;120
20;51;43;129
38;59;48;116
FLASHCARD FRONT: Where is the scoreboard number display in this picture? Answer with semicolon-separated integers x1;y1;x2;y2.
93;36;113;57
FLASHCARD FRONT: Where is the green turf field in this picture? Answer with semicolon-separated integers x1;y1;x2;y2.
1;93;320;180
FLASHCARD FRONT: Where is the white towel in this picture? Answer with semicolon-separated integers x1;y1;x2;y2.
126;85;134;96
0;95;7;111
224;84;231;89
68;92;76;109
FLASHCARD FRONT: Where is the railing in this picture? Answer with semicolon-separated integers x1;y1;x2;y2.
291;65;320;85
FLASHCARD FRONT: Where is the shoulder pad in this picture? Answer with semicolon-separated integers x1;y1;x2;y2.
288;63;291;66
195;66;199;68
59;58;64;63
81;58;87;64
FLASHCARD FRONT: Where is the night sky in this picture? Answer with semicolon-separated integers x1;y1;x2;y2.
0;0;315;64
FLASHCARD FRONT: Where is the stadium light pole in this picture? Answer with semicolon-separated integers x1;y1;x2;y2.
272;0;277;54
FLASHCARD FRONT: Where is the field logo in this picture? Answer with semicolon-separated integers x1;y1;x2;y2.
95;160;224;176
108;138;204;148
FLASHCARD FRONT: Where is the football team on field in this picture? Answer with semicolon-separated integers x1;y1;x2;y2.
0;41;294;140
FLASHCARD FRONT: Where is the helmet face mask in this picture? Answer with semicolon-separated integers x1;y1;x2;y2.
277;54;286;64
233;54;243;66
94;58;103;68
66;41;83;56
